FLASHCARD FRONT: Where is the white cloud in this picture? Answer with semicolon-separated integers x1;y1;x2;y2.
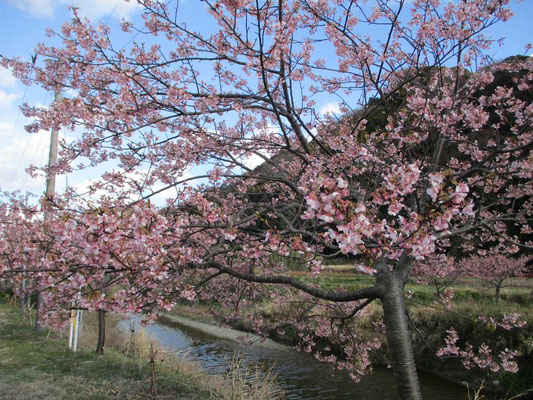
0;90;19;107
0;84;53;195
0;123;49;193
0;67;17;88
4;0;56;17
71;168;193;207
242;153;265;170
319;102;341;116
5;0;140;20
68;0;141;21
147;172;193;206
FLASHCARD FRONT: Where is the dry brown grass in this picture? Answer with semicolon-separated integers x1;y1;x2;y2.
322;264;359;272
218;353;283;400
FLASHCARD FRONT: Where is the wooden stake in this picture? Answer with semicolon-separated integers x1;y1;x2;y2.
150;343;158;397
134;343;158;398
122;321;142;371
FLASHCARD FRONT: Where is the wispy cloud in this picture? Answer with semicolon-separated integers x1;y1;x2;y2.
0;90;19;107
69;0;141;21
4;0;56;18
4;0;141;20
0;67;17;88
71;168;193;207
0;122;49;193
0;84;50;194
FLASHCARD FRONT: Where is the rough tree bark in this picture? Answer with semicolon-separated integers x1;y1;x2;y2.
34;293;44;332
495;279;504;305
95;310;106;354
376;256;422;400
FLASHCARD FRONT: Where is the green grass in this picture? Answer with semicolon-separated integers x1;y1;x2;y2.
295;271;376;290
295;269;532;306
0;299;212;400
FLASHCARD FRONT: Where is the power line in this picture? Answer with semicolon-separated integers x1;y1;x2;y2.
0;84;30;181
18;130;49;192
104;0;122;25
18;138;45;192
15;91;50;192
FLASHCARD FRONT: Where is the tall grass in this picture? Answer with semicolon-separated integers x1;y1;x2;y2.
218;353;283;400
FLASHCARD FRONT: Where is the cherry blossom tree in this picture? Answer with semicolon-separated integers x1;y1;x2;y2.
1;1;532;399
460;253;529;304
412;254;460;308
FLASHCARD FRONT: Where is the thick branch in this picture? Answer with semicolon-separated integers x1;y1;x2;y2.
209;262;380;302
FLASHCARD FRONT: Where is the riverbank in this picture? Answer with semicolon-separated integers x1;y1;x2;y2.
159;314;286;350
166;272;533;398
0;298;282;399
155;308;470;399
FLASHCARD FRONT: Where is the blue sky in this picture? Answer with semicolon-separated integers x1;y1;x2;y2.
0;0;531;201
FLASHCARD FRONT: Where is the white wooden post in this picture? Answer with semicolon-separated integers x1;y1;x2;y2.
72;308;80;352
68;308;75;349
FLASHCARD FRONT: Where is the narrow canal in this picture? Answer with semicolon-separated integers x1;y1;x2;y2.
124;315;468;399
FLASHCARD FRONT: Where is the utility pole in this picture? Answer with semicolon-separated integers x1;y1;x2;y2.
35;90;62;332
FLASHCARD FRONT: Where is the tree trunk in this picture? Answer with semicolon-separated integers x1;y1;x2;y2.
495;281;502;304
20;279;26;317
95;310;106;354
377;262;422;400
35;293;44;332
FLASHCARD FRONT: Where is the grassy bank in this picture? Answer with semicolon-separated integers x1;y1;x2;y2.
0;297;283;399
